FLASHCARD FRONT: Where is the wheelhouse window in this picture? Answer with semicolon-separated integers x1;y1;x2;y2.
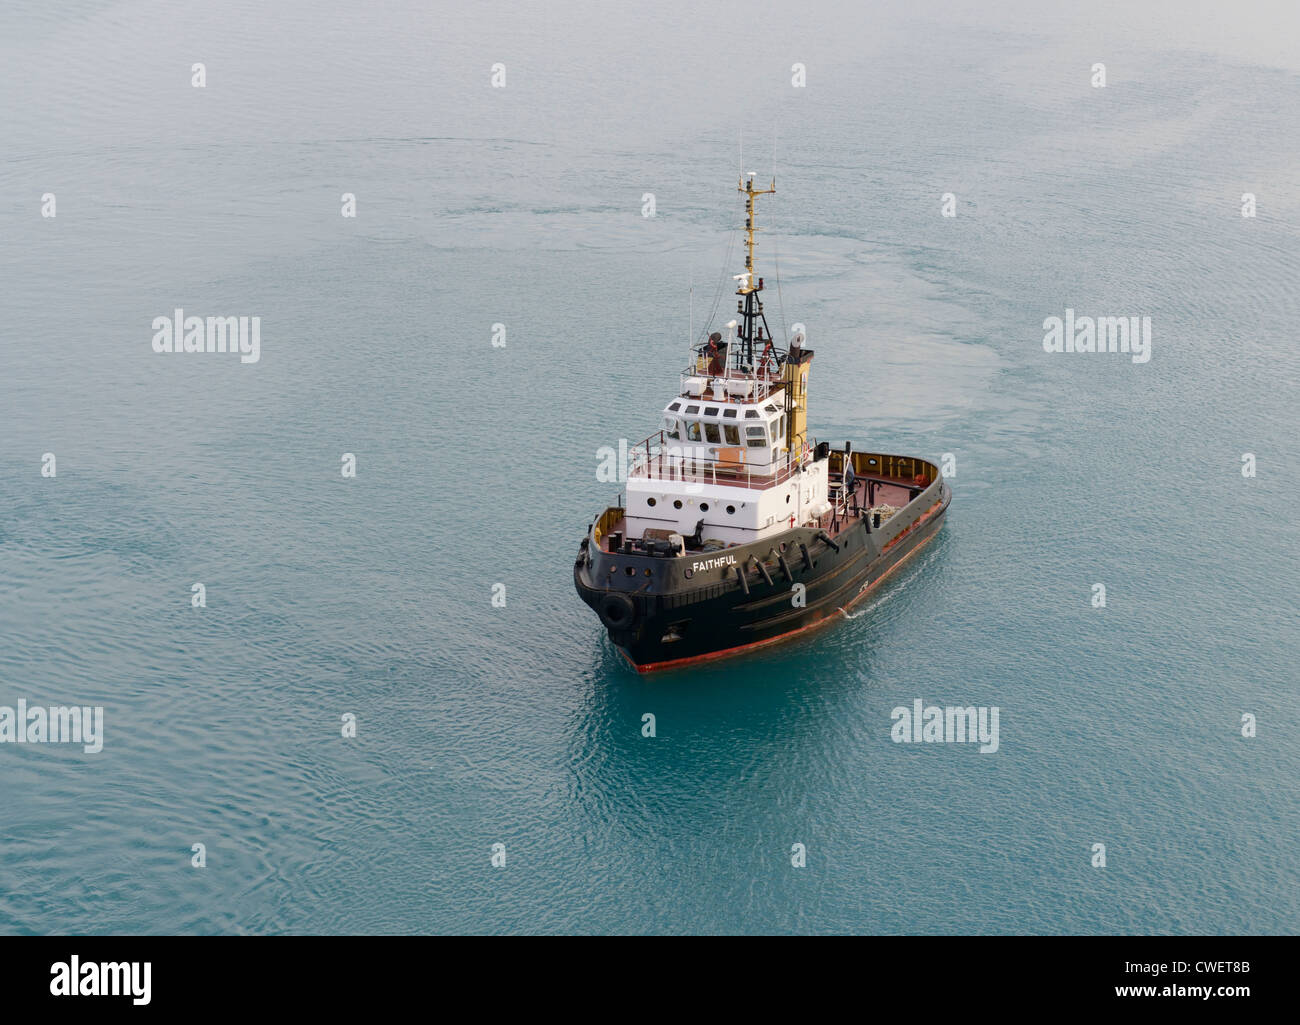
745;425;767;448
664;417;680;440
704;423;721;444
723;409;737;419
685;404;700;415
668;401;682;412
724;424;740;445
704;406;719;417
686;421;702;442
745;409;760;419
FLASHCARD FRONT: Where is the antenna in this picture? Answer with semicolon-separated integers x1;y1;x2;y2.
772;124;778;189
733;172;776;366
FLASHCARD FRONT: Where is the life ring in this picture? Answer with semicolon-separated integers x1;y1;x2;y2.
598;592;636;630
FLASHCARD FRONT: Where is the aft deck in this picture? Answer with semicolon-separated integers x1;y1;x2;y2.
815;475;915;534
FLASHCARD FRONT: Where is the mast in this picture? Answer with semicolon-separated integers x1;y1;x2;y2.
735;172;776;368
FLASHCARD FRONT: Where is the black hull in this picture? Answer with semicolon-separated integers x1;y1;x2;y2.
575;477;951;672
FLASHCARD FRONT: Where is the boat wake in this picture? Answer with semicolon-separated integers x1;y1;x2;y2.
837;541;939;620
839;594;893;621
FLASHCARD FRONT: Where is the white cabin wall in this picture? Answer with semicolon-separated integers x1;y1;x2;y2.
625;461;830;545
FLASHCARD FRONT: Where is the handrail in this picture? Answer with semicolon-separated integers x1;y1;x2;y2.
626;429;807;491
678;365;784;403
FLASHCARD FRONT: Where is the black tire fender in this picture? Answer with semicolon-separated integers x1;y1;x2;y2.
598;592;636;629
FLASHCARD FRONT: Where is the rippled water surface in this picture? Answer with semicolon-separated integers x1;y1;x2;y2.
1;0;1297;934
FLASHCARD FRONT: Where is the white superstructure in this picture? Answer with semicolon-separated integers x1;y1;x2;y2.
624;389;830;546
620;173;829;548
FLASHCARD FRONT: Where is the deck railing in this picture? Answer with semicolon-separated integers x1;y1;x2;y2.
678;364;784;404
625;430;805;491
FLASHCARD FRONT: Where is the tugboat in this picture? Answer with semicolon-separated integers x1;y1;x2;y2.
574;175;952;671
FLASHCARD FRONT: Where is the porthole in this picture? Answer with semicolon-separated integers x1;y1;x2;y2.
644;568;652;577
625;566;635;576
673;500;683;509
726;505;736;515
608;565;617;575
684;569;694;579
780;542;787;552
647;497;656;507
700;503;709;512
